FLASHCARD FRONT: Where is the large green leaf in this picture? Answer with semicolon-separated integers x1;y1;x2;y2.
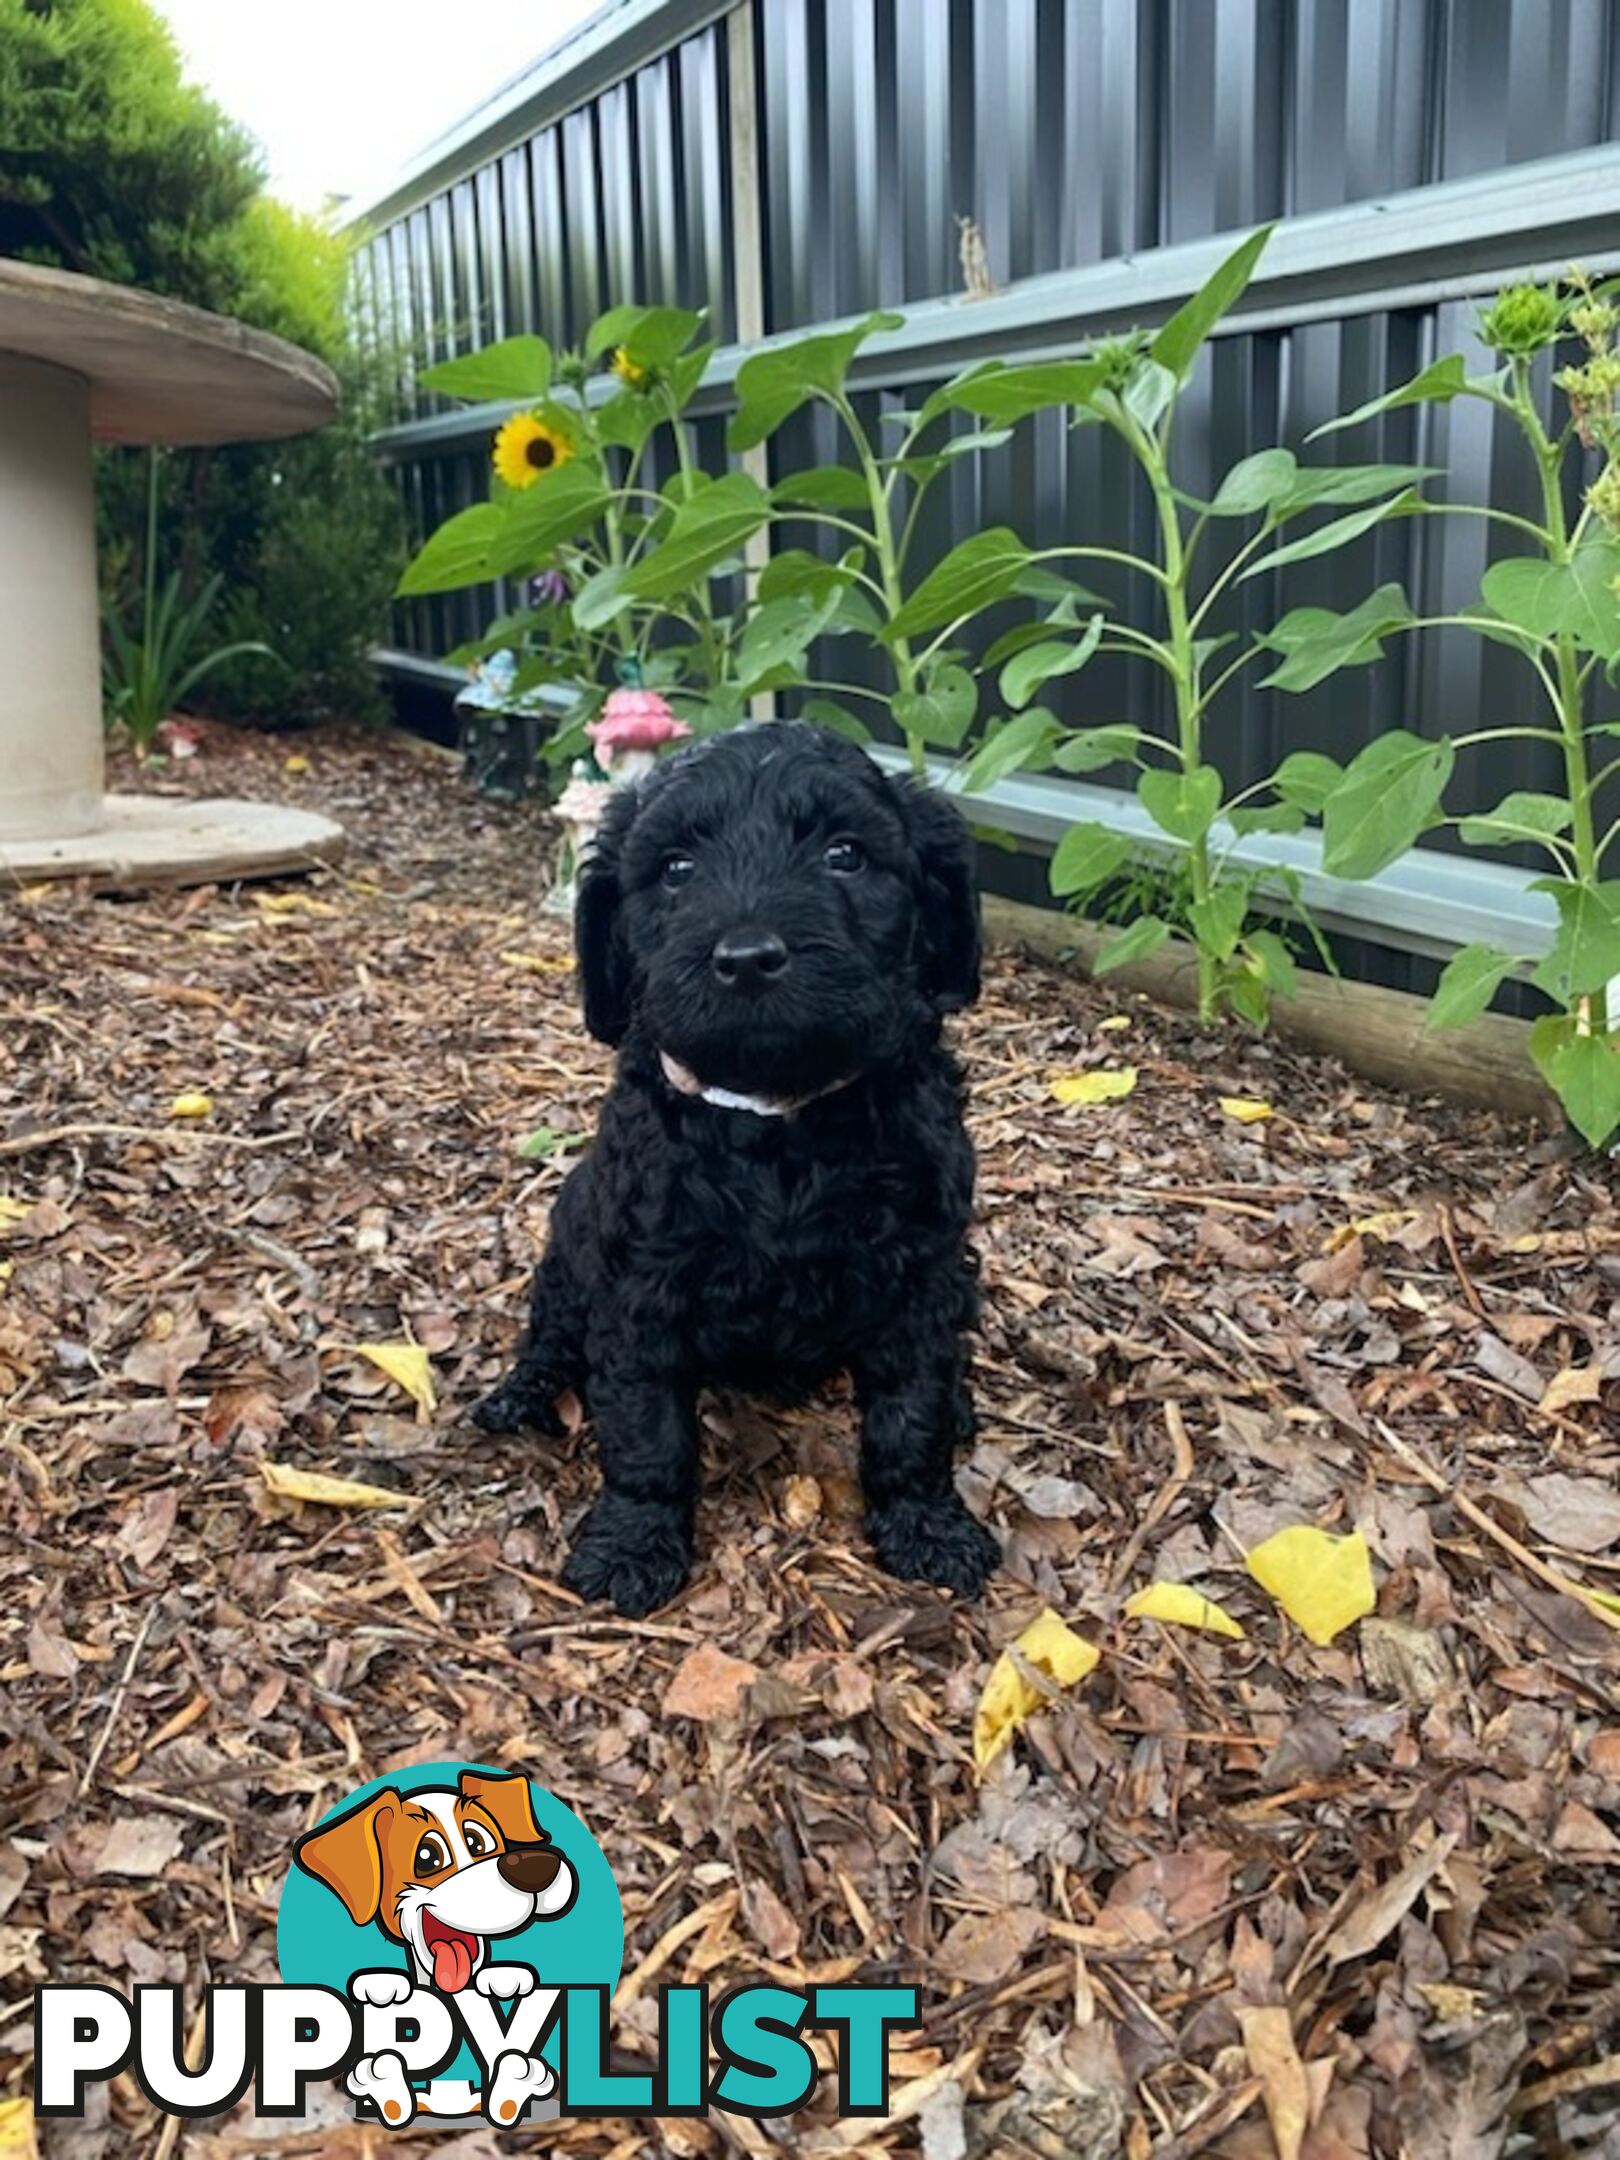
485;464;618;577
893;661;977;748
584;304;703;365
1151;224;1273;381
959;708;1060;794
1428;944;1520;1030
1050;822;1132;897
1094;915;1172;974
1270;750;1345;815
1187;883;1248;963
801;697;873;744
771;465;872;511
1482;543;1620;659
1529;1015;1620;1148
1122;358;1176;435
1260;583;1414;692
999;614;1105;709
884;527;1033;642
757;548;857;607
1322;730;1454;878
1457;791;1572;850
1240;491;1418;580
733;591;841;689
1138;765;1222;844
1208;448;1297;516
1276;463;1435;515
396;503;505;596
569;565;632;631
1530;880;1620;1002
419;336;552;403
927;358;1110;425
1051;724;1145;773
728;312;904;449
1310;354;1474;439
615;473;771;600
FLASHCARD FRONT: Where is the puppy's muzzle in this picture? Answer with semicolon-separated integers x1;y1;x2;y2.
711;925;789;992
497;1844;565;1894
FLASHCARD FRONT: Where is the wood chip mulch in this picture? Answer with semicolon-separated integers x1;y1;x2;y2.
3;720;1618;2159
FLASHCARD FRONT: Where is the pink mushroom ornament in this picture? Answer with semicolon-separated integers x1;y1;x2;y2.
587;687;690;783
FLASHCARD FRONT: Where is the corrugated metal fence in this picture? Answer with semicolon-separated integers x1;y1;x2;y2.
351;0;1620;982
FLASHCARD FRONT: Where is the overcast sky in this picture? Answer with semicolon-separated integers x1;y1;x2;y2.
154;1;604;215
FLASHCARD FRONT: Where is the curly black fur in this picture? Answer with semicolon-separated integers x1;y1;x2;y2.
475;723;999;1616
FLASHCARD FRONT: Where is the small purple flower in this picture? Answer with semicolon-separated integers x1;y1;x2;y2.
533;567;570;607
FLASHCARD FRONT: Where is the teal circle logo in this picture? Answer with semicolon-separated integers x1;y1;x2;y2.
276;1762;622;2123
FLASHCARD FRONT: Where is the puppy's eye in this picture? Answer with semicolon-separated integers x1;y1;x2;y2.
824;837;865;874
463;1824;492;1857
661;851;696;890
413;1833;451;1877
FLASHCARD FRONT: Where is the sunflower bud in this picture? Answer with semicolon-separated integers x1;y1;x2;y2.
1478;284;1564;356
1585;460;1620;536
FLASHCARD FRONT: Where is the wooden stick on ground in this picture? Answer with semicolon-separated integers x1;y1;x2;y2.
1373;1417;1620;1638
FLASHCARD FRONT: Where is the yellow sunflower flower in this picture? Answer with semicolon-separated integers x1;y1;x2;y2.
492;411;574;491
611;346;650;388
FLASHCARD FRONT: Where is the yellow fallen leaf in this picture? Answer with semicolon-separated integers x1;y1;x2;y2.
0;1261;13;1293
284;754;311;775
355;1340;437;1420
1504;1233;1543;1254
973;1608;1099;1771
0;1196;31;1227
170;1092;214;1119
1220;1096;1274;1124
1049;1067;1138;1107
0;2097;39;2160
1096;1015;1132;1032
256;891;337;918
1247;1524;1375;1646
261;1462;415;1510
1323;1209;1414;1254
1124;1581;1246;1639
500;949;572;975
1236;2004;1310;2160
1541;1363;1602;1416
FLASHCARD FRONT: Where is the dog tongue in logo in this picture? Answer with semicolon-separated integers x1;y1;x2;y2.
423;1914;476;1993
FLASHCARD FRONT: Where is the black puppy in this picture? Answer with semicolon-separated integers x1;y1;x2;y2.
475;722;999;1617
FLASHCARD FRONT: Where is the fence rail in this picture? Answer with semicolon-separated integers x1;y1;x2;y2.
350;0;1620;985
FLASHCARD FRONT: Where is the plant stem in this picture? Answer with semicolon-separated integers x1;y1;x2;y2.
1146;443;1218;1021
1519;362;1601;915
833;390;924;772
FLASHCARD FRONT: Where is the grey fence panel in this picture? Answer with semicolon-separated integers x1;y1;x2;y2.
353;0;1620;970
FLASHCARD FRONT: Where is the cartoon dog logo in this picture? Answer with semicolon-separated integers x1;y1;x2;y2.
294;1768;576;2126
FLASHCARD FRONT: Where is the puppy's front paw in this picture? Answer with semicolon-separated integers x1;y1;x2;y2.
348;2049;416;2125
868;1494;999;1597
471;1371;565;1438
562;1494;692;1617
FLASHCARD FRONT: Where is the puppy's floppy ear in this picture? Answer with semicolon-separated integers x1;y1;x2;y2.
574;785;637;1045
294;1789;401;1928
458;1769;545;1846
898;780;981;1012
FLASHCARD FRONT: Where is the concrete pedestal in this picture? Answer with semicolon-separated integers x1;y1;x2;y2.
0;355;104;840
0;257;344;887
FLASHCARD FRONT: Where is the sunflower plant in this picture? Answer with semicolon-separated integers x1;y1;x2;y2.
936;227;1431;1024
397;304;752;764
1272;271;1620;1145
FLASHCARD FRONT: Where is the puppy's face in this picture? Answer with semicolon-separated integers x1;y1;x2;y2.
577;725;980;1095
294;1770;576;1994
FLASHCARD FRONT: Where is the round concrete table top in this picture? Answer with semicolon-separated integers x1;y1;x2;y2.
0;257;339;446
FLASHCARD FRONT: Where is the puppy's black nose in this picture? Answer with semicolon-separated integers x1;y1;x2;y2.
711;927;789;990
497;1845;563;1894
